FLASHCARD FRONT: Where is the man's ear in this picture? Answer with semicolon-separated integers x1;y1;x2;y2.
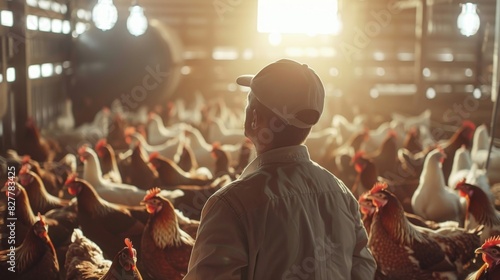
251;109;258;129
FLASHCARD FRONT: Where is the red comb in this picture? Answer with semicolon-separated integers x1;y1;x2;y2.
102;107;111;114
462;120;476;130
64;173;78;186
456;178;467;189
148;112;155;121
148;152;160;162
482;236;500;249
95;139;107;151
143;187;161;201
358;191;369;203
20;164;30;175
409;126;418;136
352;151;366;163
38;212;46;227
369;182;388;194
78;145;88;156
124;238;134;258
22;155;31;164
124;127;136;137
211;142;221;151
388;129;397;139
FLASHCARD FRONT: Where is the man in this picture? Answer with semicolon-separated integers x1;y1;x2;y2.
184;59;376;280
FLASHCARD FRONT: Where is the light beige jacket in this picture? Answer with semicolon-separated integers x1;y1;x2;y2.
184;145;376;280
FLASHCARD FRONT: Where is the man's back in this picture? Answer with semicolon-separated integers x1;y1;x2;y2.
185;145;376;280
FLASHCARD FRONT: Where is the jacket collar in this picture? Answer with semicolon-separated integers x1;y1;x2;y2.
239;145;311;179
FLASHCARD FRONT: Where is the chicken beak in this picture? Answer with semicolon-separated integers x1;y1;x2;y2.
475;248;485;254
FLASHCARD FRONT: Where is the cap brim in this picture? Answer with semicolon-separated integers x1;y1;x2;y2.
236;75;254;87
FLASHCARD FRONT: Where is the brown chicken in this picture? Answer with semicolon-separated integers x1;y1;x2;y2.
106;114;130;151
65;229;143;280
352;152;418;214
0;214;59;279
127;142;160;190
466;236;500;280
140;187;195;280
367;182;481;279
441;120;476;183
455;179;500;243
403;126;423;154
149;152;213;187
174;139;198;173
19;165;71;215
64;174;146;259
359;190;452;236
363;129;399;177
234;138;254;175
95;138;123;184
351;152;378;198
22;155;63;197
211;142;237;179
19;118;61;163
1;182;37;246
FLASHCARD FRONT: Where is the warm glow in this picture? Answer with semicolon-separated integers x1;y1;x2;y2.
127;5;148;36
258;0;341;35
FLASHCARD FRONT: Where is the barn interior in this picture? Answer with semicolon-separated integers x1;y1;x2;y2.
0;0;500;279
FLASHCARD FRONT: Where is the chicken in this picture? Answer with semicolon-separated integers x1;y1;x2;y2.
65;229;143;280
351;151;378;198
363;129;399;177
411;148;466;224
303;126;338;162
440;120;476;183
352;151;419;214
95;139;122;184
0;214;59;279
78;145;183;206
211;142;237;179
471;124;500;185
18;165;71;215
147;112;186;146
106;114;130;151
455;180;500;243
19;118;61;163
149;152;214;187
234;138;255;174
125;142;160;190
1;182;37;245
64;174;148;259
205;116;246;146
173;138;197;173
127;129;182;161
173;137;213;180
140;188;194;280
403;126;423;154
184;125;242;173
22;155;64;197
391;109;431;132
170;174;231;221
368;182;481;279
466;236;500;280
361;121;405;154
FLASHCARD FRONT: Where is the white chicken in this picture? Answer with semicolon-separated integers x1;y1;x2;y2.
78;145;183;206
146;112;186;145
184;125;246;172
304;127;338;163
411;148;466;224
448;145;494;204
206;118;246;146
391;109;431;131
471;124;500;184
126;130;182;160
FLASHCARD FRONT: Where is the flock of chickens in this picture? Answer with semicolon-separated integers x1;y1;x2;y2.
1;94;500;280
